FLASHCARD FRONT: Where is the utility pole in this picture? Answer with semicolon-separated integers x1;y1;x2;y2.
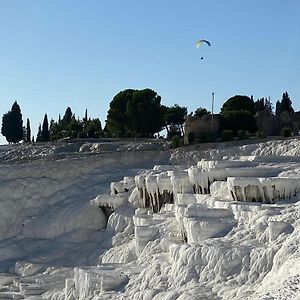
211;92;215;133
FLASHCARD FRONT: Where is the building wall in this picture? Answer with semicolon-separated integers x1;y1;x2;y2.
184;114;221;144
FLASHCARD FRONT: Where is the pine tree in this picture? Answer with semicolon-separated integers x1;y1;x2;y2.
275;92;294;116
1;101;23;143
264;97;273;115
41;114;50;141
26;118;31;142
275;100;282;116
281;92;294;114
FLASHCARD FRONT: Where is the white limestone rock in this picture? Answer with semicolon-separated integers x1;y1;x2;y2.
269;221;294;241
228;177;300;203
90;193;128;210
106;203;135;234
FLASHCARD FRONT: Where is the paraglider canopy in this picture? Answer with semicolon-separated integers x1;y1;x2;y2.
196;40;211;47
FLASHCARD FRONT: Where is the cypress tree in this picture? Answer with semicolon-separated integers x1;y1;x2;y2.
1;101;23;143
26;118;31;142
41;114;50;141
63;107;73;124
84;109;88;122
36;124;42;142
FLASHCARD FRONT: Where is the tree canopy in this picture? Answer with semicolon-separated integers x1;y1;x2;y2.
164;104;187;136
164;105;187;125
221;95;256;115
1;101;24;143
63;107;73;124
41;114;50;141
25;118;31;142
254;97;273;115
221;110;257;134
220;95;257;134
275;92;294;115
106;88;165;137
194;107;210;118
48;107;103;140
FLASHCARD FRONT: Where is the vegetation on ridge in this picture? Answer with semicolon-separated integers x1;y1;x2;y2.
0;90;298;144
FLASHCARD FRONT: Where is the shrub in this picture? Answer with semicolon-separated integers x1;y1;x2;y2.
171;135;182;148
77;131;87;139
256;130;266;139
125;130;133;138
237;130;247;140
198;132;215;143
198;132;207;143
281;127;291;137
205;132;215;143
167;128;181;139
187;132;196;144
245;130;252;138
221;130;234;142
95;131;103;138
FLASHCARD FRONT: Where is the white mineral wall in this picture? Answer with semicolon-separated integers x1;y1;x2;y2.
145;174;159;197
197;159;254;170
106;203;135;233
183;217;237;243
0;148;169;272
184;204;234;218
169;170;194;194
188;166;280;194
110;176;135;194
228;177;300;203
157;172;172;193
90;193;128;210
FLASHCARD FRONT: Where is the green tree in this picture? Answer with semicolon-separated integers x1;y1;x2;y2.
36;124;42;142
264;97;273;115
41;114;50;141
84;109;88;122
50;108;78;139
106;88;165;137
255;97;273;115
221;110;257;135
164;104;187;136
49;118;63;140
275;92;294;116
84;118;101;138
63;107;73;125
1;101;23;143
275;100;282;116
69;118;84;138
26;118;31;142
221;95;256;115
194;107;210;118
106;89;132;136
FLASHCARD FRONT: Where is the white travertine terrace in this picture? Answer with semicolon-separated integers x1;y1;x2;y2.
0;139;299;299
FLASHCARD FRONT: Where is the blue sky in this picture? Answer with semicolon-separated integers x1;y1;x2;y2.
0;0;299;143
